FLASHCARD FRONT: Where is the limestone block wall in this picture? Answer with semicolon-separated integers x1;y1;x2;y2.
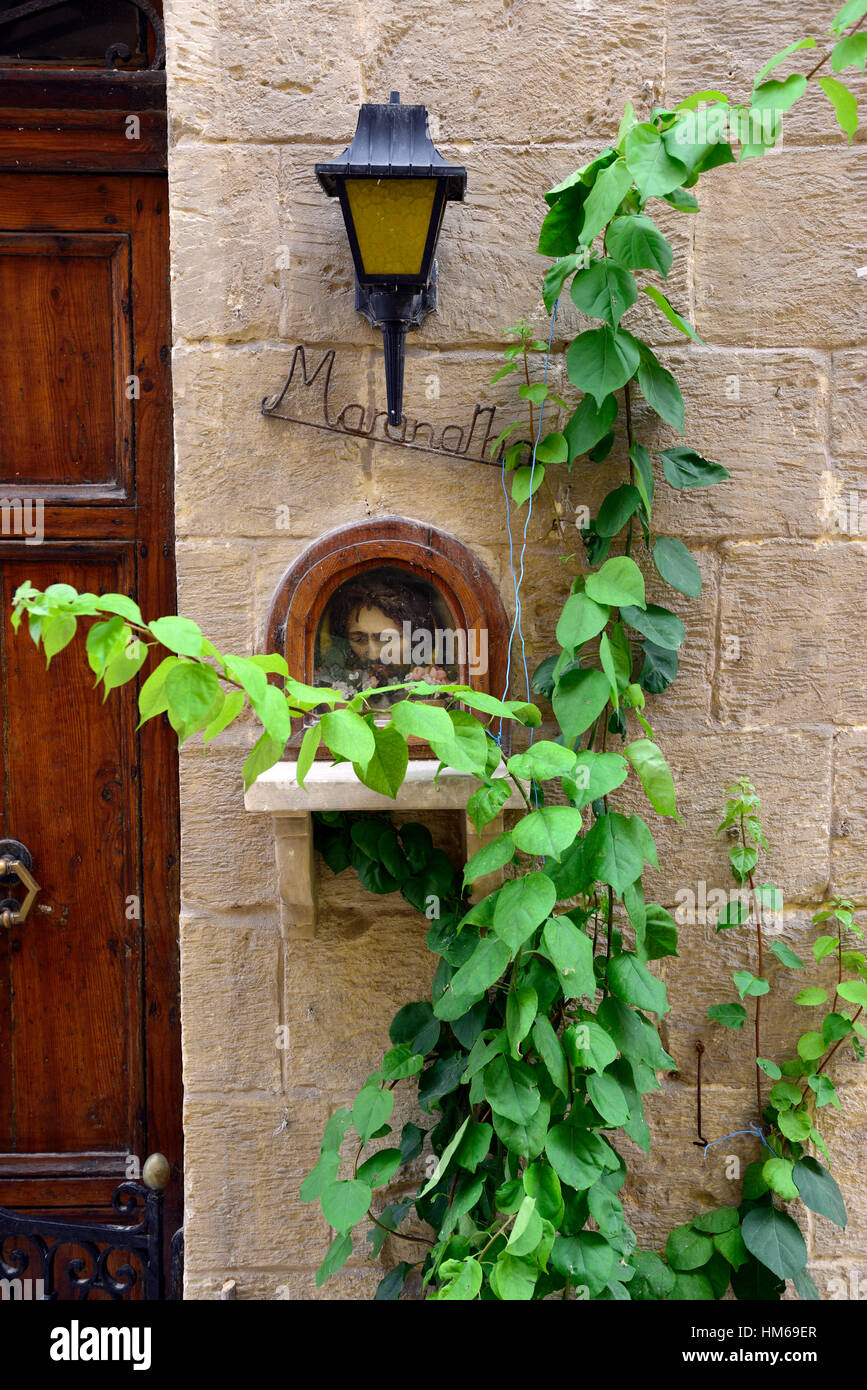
162;0;867;1299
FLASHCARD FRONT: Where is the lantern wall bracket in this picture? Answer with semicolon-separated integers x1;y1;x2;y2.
355;260;438;332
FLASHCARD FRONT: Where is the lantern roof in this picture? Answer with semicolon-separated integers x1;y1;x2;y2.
315;93;467;202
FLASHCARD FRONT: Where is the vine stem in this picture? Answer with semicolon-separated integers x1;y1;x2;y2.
798;1005;864;1104
604;884;614;993
624;381;636;558
477;1213;517;1259
521;334;571;550
365;1210;436;1248
598;701;615;987
352;1091;437;1248
353;1124;436;1250
523;342;535;441
804;14;867;80
741;813;765;1123
499;751;534;812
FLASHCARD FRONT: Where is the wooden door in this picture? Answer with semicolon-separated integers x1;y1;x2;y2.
0;73;180;1289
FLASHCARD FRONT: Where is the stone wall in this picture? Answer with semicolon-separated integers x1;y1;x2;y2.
162;0;867;1299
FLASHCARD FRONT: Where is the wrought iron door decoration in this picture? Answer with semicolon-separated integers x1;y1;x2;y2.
0;1153;173;1300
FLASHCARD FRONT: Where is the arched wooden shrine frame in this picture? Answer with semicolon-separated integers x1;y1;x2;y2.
265;517;513;757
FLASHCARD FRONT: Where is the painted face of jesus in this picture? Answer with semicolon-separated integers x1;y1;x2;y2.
345;604;405;666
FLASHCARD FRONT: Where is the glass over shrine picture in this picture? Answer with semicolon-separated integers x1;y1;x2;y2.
313;566;466;707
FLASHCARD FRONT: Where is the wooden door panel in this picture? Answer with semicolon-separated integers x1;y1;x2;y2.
0;173;131;230
0;552;142;1164
0;159;180;1262
0;232;132;490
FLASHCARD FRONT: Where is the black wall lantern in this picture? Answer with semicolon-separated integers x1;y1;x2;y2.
315;93;467;427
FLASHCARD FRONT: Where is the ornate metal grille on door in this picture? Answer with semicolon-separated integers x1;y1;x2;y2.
0;1157;180;1300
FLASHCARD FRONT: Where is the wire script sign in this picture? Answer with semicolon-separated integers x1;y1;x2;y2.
261;345;501;465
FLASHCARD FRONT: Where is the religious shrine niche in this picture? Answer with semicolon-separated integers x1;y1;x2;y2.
265;518;511;757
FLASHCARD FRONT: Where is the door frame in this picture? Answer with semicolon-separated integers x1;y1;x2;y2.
0;67;181;1245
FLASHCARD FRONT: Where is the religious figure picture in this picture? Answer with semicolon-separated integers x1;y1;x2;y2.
313;566;464;709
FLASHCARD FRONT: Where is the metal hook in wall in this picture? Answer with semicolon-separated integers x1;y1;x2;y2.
693;1040;711;1149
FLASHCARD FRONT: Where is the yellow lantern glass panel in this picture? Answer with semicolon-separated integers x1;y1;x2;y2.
345;177;437;277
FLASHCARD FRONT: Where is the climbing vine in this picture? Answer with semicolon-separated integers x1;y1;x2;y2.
666;779;866;1301
8;2;867;1301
